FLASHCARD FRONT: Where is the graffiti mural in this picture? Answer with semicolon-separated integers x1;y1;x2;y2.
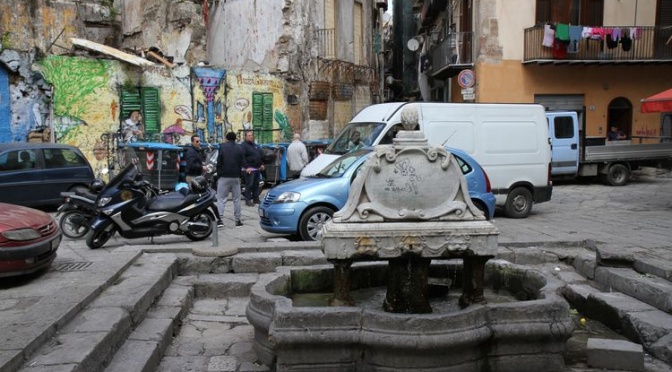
192;67;226;143
228;71;288;144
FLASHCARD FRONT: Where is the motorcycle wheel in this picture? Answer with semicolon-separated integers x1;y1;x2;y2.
85;226;114;249
186;213;214;241
59;211;90;239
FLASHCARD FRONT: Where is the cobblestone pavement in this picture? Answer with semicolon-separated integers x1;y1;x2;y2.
2;170;670;372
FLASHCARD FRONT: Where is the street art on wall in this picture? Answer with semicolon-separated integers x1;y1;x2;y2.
26;55;293;180
192;67;226;143
228;71;289;143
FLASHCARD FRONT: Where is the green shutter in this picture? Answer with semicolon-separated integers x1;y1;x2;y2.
261;93;274;143
252;93;264;129
120;89;142;123
141;87;161;134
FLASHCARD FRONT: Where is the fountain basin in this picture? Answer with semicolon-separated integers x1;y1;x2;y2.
246;259;574;371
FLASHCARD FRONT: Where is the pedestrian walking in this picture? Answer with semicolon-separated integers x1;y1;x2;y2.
286;132;309;180
216;132;245;228
241;131;265;206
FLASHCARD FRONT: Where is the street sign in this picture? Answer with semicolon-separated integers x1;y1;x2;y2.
457;69;475;89
461;88;474;94
462;93;475;100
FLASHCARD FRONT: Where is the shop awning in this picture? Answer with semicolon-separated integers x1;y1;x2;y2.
641;88;672;113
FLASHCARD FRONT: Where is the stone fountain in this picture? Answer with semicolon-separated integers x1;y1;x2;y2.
246;107;573;371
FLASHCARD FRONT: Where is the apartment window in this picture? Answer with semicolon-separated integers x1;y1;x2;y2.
120;87;161;135
536;0;603;26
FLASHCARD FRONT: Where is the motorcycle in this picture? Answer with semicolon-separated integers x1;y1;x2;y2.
56;180;105;239
85;163;217;249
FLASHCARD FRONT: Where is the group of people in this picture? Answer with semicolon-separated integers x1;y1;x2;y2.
184;130;310;228
123;110;312;228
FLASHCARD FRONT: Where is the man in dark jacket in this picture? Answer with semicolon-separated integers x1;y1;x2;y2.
216;132;245;227
185;135;205;183
241;131;265;206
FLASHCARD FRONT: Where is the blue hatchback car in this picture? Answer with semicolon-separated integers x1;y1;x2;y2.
258;147;496;241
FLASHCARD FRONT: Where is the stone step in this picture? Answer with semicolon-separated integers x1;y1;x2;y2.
564;283;672;365
0;251;141;372
104;283;194;372
190;273;261;299
18;253;178;372
186;248;328;275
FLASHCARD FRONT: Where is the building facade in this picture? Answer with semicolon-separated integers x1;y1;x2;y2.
406;0;672;140
0;0;386;175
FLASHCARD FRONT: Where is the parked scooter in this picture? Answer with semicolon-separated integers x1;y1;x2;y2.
56;180;105;239
85;163;217;249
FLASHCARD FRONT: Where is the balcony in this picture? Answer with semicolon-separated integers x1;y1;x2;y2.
317;28;336;59
524;25;672;65
428;32;474;79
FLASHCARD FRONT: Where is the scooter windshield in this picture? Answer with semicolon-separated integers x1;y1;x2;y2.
106;164;139;189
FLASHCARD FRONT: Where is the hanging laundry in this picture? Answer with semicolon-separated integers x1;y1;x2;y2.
582;27;592;39
543;24;555;47
606;34;619;49
568;26;582;53
556;23;570;41
611;28;622;41
621;33;633;52
591;27;605;40
552;39;568;59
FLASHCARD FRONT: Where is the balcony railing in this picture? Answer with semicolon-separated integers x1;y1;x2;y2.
317;28;336;59
524;25;672;64
428;32;473;78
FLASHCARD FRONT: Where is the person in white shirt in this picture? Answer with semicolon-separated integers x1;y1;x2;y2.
286;132;309;179
122;110;144;142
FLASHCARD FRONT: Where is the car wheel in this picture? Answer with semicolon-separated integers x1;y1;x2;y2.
85;226;114;249
504;187;533;219
604;164;630;186
59;211;90;239
299;206;334;241
186;213;214;241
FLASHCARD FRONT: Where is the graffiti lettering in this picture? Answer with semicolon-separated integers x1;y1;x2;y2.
635;128;660;137
146;66;172;78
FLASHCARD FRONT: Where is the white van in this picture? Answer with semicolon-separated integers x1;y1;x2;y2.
302;102;552;218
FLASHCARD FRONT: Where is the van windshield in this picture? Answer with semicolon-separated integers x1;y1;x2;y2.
325;122;386;155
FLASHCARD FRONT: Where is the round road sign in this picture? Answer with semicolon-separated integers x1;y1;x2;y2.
457;69;475;89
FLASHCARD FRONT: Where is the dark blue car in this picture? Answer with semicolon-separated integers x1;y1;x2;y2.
259;146;496;241
0;144;95;207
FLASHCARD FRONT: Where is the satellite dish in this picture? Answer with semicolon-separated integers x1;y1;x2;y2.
407;38;419;52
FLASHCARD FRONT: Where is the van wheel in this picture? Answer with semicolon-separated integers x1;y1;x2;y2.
504;187;533;218
299;206;334;241
603;164;629;186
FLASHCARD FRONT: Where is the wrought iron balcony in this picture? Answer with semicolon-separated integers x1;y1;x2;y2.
427;32;473;79
524;25;672;64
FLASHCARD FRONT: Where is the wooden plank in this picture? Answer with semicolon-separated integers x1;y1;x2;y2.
70;38;155;67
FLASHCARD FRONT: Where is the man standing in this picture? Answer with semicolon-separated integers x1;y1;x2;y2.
241;131;265;206
286;132;308;180
185;134;224;227
185;134;205;183
122;110;144;142
216;132;244;228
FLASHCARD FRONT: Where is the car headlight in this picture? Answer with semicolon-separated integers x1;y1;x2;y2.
273;192;301;203
2;228;41;241
97;197;112;207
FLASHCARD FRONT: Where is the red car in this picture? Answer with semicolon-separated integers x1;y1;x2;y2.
0;203;61;277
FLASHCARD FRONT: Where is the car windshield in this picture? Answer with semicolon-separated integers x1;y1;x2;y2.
325;122;386;155
313;149;371;178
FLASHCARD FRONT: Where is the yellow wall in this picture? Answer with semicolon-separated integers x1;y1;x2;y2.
474;60;672;137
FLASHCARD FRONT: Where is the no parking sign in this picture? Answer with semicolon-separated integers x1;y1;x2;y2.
457;69;475;89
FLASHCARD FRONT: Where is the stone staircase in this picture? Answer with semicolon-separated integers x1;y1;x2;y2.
499;243;672;368
6;241;672;372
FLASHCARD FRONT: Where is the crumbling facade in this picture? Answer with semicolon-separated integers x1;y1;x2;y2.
0;0;385;174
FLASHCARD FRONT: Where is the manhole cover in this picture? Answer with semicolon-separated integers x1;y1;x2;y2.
52;261;93;272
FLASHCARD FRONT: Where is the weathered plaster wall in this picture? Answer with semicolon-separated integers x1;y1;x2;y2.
120;0;206;65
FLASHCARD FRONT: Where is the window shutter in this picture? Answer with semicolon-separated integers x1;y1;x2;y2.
261;93;274;144
141;87;161;134
120;89;142;124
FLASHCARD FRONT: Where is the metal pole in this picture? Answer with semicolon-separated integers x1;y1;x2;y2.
379;7;385;103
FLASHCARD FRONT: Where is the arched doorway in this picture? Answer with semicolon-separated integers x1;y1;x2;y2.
607;97;632;139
